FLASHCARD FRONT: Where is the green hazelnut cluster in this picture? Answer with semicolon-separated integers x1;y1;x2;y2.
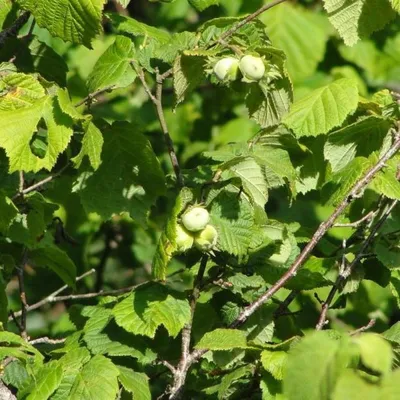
213;54;266;83
176;207;218;253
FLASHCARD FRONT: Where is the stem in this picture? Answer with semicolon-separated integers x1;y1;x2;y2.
168;255;208;399
350;319;376;336
316;199;398;330
0;12;30;48
74;85;116;107
16;251;28;340
29;337;66;345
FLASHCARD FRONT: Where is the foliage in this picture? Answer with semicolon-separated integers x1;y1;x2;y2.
0;0;400;399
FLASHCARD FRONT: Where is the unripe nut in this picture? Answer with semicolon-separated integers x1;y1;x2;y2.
213;57;239;81
181;207;210;232
175;224;194;253
194;225;218;252
239;55;265;81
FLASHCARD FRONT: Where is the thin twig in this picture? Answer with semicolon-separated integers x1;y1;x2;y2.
349;319;376;336
74;85;116;107
334;211;376;228
316;199;398;330
29;337;66;345
168;255;208;399
9;269;96;320
217;0;288;44
273;290;299;318
0;12;30;48
16;251;29;340
18;171;24;194
12;164;70;200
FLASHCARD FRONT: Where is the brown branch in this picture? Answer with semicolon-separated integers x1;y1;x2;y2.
0;12;30;48
9;269;96;320
12;164;70;200
29;337;66;345
217;0;288;44
168;255;208;399
74;85;116;107
334;210;376;228
349;319;376;336
16;251;29;340
316;199;398;330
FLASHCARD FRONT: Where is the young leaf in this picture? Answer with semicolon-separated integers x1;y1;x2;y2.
0;192;17;234
18;0;106;47
87;35;136;92
283;78;359;137
195;329;249;350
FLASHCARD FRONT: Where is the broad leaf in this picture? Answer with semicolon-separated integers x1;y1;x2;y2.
118;367;151;400
283;78;359;137
195;329;249;350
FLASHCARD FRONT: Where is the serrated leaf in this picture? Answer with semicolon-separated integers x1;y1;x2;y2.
87;35;136;92
323;0;395;46
209;191;254;258
18;0;106;47
283;332;350;400
324;116;392;172
118;367;151;400
29;245;77;287
26;361;63;400
76;121;165;224
355;333;393;374
56;88;86;121
284;78;359;136
72;119;103;170
0;95;74;173
390;0;400;11
113;283;191;338
261;350;287;380
261;3;330;82
173;54;205;107
68;355;119;400
154;31;197;64
218;365;253;399
189;0;219;11
195;329;249;350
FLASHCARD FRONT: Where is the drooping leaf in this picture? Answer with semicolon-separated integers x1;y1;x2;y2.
18;0;106;47
118;367;151;400
283;78;359;137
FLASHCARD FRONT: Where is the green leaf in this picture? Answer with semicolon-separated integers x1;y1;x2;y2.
72;119;103;170
355;333;393;374
18;0;106;47
0;273;8;326
218;365;254;399
261;350;288;380
0;72;46;111
324;116;392;172
0;95;74;173
68;355;120;400
283;332;350;400
189;0;219;11
87;35;136;92
283;78;359;137
381;369;400;399
261;3;330;82
332;370;380;400
390;0;400;12
76;121;165;224
26;361;63;400
52;348;91;400
209;191;255;258
323;0;395;46
383;322;400;343
56;88;86;121
113;283;191;338
118;367;151;400
108;13;171;44
154;32;197;64
195;329;249;350
29;245;77;287
173;54;205;107
0;192;17;234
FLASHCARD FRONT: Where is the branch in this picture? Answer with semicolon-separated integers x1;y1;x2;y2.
168;255;208;399
0;12;30;48
316;198;398;330
230;133;400;328
16;251;28;340
350;319;376;336
334;210;376;228
74;85;116;107
217;0;288;44
12;163;70;200
29;337;66;345
9;269;96;320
